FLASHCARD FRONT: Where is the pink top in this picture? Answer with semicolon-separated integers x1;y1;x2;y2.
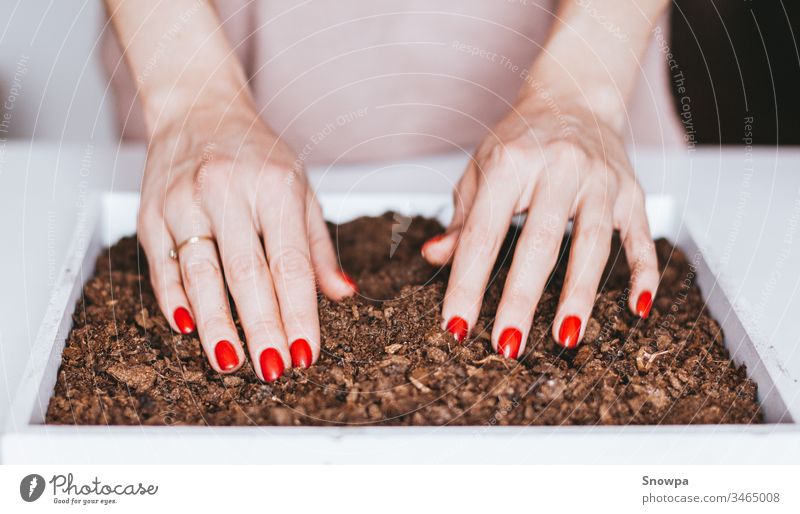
102;0;683;164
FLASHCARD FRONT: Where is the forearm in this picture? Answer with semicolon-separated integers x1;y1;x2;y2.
104;0;252;136
521;0;670;129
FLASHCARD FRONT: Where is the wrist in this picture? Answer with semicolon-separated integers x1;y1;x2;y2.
141;74;256;141
518;73;627;131
517;0;671;131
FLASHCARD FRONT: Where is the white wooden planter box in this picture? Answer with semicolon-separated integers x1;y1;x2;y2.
3;192;796;464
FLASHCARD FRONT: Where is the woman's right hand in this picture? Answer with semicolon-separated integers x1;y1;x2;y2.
138;97;358;381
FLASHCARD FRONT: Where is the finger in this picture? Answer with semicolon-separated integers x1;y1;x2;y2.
615;183;659;318
307;192;359;300
421;158;479;265
138;211;195;335
552;182;615;349
259;185;321;370
212;204;290;379
172;221;246;374
491;176;575;359
440;168;520;342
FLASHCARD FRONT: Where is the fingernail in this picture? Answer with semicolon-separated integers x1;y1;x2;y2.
421;234;444;258
446;316;469;342
259;348;285;382
214;340;239;371
636;291;653;319
173;307;195;334
558;316;582;349
290;338;313;369
340;271;360;294
497;327;522;359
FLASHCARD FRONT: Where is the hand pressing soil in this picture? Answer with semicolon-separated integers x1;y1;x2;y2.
45;213;762;426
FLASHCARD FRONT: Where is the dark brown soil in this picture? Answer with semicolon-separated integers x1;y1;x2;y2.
45;213;762;426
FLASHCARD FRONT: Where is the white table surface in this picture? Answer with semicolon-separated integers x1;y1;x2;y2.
1;142;799;442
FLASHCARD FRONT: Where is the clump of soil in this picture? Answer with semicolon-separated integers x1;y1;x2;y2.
45;213;762;426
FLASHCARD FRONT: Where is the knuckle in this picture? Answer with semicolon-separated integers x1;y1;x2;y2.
632;237;657;263
150;265;180;292
181;255;221;287
628;240;658;281
246;318;284;339
502;288;538;314
137;203;163;230
527;226;562;263
163;174;192;202
201;310;233;333
582;170;617;195
574;223;612;253
225;252;267;285
257;187;306;223
484;144;526;180
627;181;647;207
280;305;317;327
538;166;570;190
547;139;584;161
148;270;169;300
458;224;501;259
270;246;313;284
448;275;484;302
307;229;331;254
259;163;307;193
197;159;237;200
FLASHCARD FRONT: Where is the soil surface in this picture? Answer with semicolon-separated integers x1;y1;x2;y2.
45;213;762;426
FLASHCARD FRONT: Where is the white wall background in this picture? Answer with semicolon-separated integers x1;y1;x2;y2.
0;1;115;434
0;0;114;142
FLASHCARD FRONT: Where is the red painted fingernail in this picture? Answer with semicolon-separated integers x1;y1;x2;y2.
259;348;285;382
214;340;239;371
497;327;522;359
173;307;195;334
636;291;653;319
421;234;444;258
446;316;469;342
340;271;360;293
558;316;582;349
290;338;313;369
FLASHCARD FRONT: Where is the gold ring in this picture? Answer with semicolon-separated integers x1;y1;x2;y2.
169;235;215;260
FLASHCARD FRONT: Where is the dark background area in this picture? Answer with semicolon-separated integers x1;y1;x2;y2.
670;1;800;145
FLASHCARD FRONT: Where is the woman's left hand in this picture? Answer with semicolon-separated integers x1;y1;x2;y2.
422;95;659;358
